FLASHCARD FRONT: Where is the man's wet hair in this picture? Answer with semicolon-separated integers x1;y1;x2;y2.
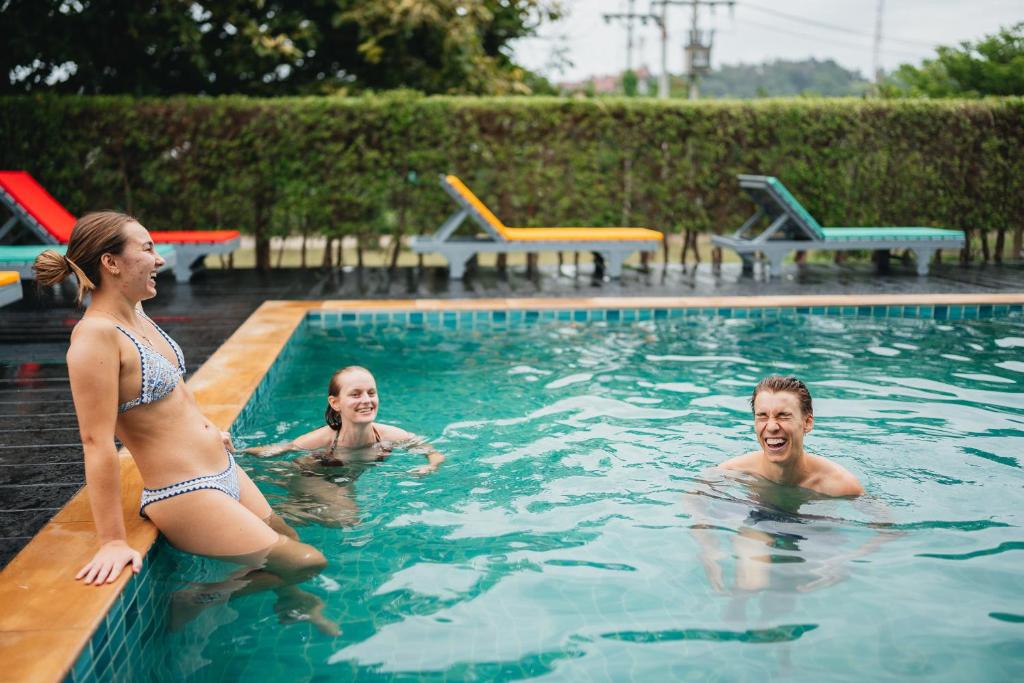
751;375;813;417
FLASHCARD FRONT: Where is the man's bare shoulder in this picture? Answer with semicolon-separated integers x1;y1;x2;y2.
806;454;864;497
718;450;763;473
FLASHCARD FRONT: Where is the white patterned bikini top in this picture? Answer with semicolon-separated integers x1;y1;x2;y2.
115;314;185;413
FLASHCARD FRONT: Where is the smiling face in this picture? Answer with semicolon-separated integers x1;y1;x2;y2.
101;221;165;300
328;368;379;426
753;390;814;465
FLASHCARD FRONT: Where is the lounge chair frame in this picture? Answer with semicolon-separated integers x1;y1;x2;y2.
712;174;966;277
0;174;239;282
0;244;177;280
411;175;661;279
0;272;22;308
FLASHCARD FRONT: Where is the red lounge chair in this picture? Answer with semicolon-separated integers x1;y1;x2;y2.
0;171;240;282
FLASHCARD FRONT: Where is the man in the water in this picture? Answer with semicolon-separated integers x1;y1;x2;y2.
720;375;863;497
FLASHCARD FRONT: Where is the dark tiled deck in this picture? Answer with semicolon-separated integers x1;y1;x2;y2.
2;260;1023;568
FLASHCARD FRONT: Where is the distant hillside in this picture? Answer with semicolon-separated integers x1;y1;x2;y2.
687;58;871;98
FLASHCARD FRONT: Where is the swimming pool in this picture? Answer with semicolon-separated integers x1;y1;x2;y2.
84;303;1024;681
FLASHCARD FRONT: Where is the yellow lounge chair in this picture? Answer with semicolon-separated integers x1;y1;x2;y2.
410;175;663;279
0;271;22;308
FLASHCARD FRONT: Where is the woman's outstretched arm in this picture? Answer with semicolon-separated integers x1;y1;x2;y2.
244;426;336;457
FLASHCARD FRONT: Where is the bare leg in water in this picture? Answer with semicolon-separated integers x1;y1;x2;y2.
144;466;338;635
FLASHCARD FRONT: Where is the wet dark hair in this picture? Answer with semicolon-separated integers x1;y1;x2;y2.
324;365;373;431
750;375;813;417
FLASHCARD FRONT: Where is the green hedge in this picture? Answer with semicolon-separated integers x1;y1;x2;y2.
1;94;1022;261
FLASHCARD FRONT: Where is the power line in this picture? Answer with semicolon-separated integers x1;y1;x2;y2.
742;1;938;49
733;16;925;59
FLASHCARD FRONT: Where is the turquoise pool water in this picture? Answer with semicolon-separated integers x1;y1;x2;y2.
142;311;1023;682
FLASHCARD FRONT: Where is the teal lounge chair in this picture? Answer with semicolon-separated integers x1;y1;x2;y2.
0;244;176;280
711;175;966;276
0;271;22;307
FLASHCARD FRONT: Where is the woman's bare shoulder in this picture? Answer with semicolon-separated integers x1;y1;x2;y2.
375;423;413;441
67;317;119;362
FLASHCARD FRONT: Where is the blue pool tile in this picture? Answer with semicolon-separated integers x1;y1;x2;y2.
409;312;424;324
375;312;390;323
1011;304;1023;313
592;309;606;321
393;312;407;324
71;642;94;681
718;308;733;318
934;305;948;320
426;311;440;324
557;310;571;321
654;309;668;320
963;305;979;319
306;311;323;321
948;306;963;320
493;311;507;322
606;310;620;321
341;312;357;323
542;310;556;321
918;306;933;318
573;310;587;322
732;308;748;319
525;310;539;322
622;309;636;321
670;308;685;319
979;304;993;318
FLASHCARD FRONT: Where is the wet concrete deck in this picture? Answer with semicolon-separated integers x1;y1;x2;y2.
2;260;1023;568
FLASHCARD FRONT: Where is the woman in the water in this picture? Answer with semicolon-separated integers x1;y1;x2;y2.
247;366;443;526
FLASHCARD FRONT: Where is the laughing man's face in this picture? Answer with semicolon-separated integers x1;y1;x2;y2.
753;390;813;465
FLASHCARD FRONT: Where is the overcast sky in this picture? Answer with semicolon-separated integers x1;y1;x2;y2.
512;0;1023;82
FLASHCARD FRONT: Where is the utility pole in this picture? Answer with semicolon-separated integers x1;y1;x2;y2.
652;1;735;100
604;2;667;97
871;0;886;95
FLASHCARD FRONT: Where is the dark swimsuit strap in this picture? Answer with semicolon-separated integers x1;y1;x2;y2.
327;424;383;457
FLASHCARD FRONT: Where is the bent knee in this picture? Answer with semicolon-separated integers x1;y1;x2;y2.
271;541;327;578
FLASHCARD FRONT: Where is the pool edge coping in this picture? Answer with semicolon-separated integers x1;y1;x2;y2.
3;291;1024;681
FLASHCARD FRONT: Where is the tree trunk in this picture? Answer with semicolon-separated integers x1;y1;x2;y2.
389;233;403;271
255;236;271;271
680;230;690;266
322;237;334;268
356;237;364;269
691;231;701;264
994;228;1005;264
496;253;507;272
300;232;308;269
274;236;286;268
960;228;973;264
336;237;343;268
980;230;991;263
1013;225;1023;259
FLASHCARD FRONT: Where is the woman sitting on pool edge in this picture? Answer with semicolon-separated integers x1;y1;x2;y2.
251;365;443;471
33;212;333;630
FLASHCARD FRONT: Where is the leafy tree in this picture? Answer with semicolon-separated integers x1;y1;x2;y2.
1;0;562;95
883;22;1024;97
